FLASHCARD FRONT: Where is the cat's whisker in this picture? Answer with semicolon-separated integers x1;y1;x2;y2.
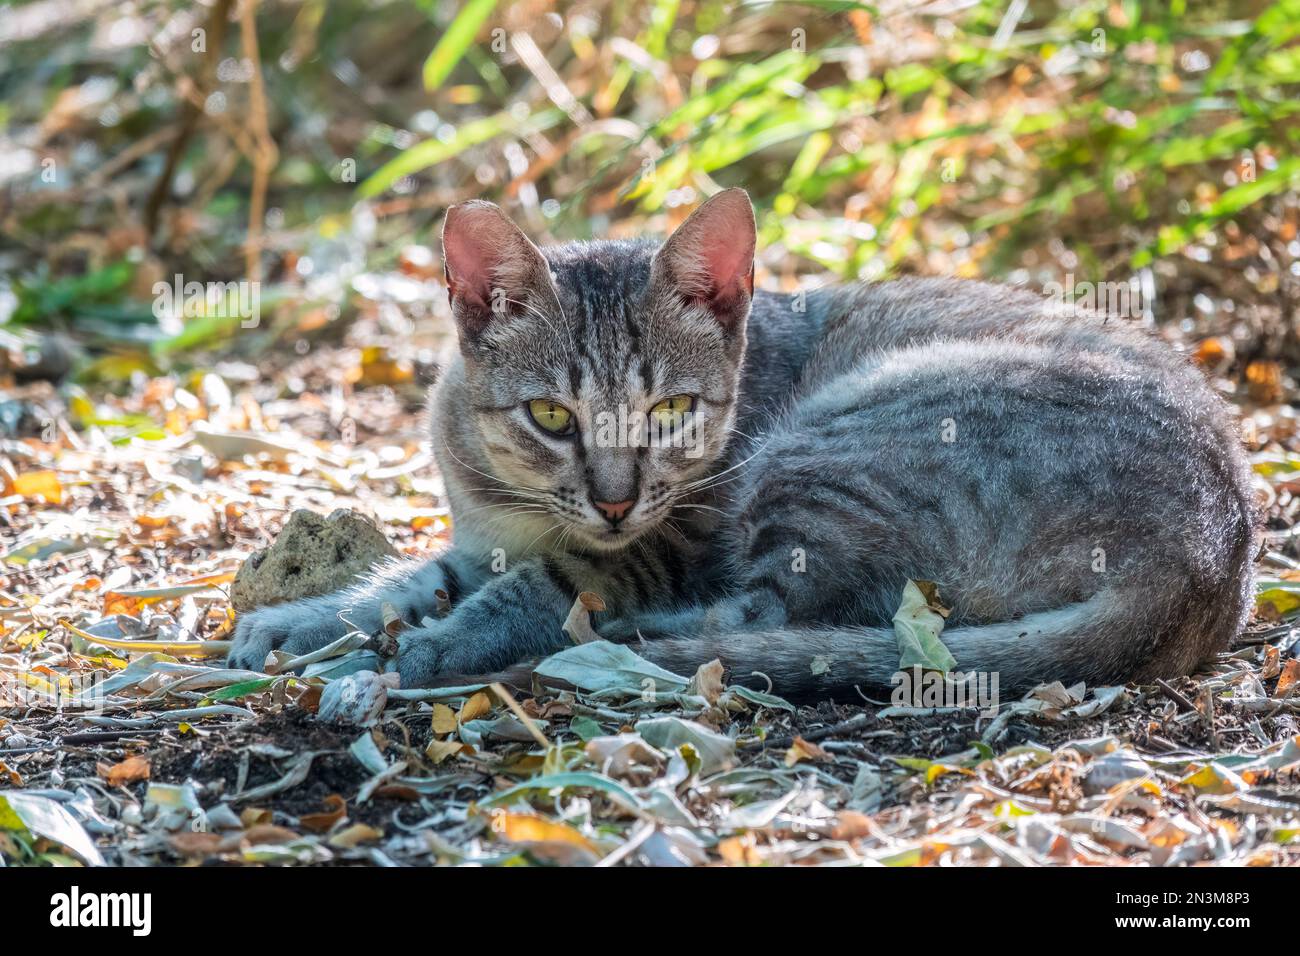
519;518;566;554
460;486;552;502
671;502;727;516
679;438;772;493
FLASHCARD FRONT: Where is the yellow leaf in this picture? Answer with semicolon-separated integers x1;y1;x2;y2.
425;738;467;764
328;823;383;847
60;620;227;658
10;470;63;505
493;812;597;854
431;703;458;736
458;690;492;724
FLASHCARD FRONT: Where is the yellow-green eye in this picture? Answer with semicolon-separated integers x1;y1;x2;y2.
649;394;695;430
528;399;575;435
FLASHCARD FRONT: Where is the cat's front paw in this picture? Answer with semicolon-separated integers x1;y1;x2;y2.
227;597;352;671
395;622;500;687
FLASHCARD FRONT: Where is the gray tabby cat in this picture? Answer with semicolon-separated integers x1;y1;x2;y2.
228;189;1257;701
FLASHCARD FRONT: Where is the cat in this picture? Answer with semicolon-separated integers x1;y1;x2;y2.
227;188;1258;702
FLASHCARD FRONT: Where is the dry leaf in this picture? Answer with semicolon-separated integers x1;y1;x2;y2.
458;690;492;724
299;794;347;833
239;807;272;828
425;738;468;764
562;591;606;645
1277;659;1300;696
97;755;151;786
784;736;831;767
8;469;63;505
686;658;725;705
431;703;458;735
492;811;598;855
328;823;383;847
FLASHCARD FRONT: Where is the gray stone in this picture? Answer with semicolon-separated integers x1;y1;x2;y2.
230;508;397;612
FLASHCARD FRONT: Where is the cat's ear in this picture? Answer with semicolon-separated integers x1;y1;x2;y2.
442;200;554;338
652;188;756;329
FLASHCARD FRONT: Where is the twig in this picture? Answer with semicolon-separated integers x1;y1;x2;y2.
1155;678;1199;714
144;0;234;237
238;0;278;287
489;681;550;750
746;712;872;751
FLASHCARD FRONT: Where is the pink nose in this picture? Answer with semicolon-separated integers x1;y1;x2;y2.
593;499;635;523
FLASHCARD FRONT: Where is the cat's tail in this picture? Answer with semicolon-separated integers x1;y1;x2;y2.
631;578;1252;703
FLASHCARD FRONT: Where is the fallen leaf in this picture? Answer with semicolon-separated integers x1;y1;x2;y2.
8;470;63;505
97;755;151;786
426;738;468;764
784;736;831;767
1278;659;1300;696
686;658;725;705
562;591;606;645
492;811;598;856
431;703;458;735
299;795;347;833
894;579;957;672
458;690;493;723
328;823;384;847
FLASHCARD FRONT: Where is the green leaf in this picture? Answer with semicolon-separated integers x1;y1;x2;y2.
568;716;603;742
356;108;563;199
207;677;277;701
893;580;957;673
423;0;499;92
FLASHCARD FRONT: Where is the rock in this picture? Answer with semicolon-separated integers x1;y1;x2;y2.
317;671;388;727
230;509;397;612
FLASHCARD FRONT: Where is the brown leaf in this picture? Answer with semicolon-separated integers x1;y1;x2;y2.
238;824;302;846
299;794;347;833
492;811;598;856
96;755;150;786
1246;360;1284;404
168;831;225;858
239;807;272;828
1277;659;1300;696
7;469;63;505
686;658;726;705
784;736;831;767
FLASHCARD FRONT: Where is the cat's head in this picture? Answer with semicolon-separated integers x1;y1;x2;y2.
440;189;756;552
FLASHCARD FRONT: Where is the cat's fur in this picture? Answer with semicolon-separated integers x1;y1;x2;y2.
228;189;1258;701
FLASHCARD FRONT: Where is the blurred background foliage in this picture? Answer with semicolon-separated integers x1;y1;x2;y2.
1;0;1299;385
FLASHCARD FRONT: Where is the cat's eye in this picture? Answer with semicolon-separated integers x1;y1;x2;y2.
527;399;576;436
649;394;695;430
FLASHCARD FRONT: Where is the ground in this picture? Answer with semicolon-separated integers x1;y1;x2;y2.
3;315;1300;867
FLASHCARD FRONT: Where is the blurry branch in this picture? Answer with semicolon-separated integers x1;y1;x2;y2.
238;0;278;287
144;0;234;238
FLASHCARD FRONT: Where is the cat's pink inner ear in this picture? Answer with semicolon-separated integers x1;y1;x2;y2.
442;201;516;313
660;188;756;326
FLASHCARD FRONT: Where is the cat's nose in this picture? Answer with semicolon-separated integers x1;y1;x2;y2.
593;498;635;525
